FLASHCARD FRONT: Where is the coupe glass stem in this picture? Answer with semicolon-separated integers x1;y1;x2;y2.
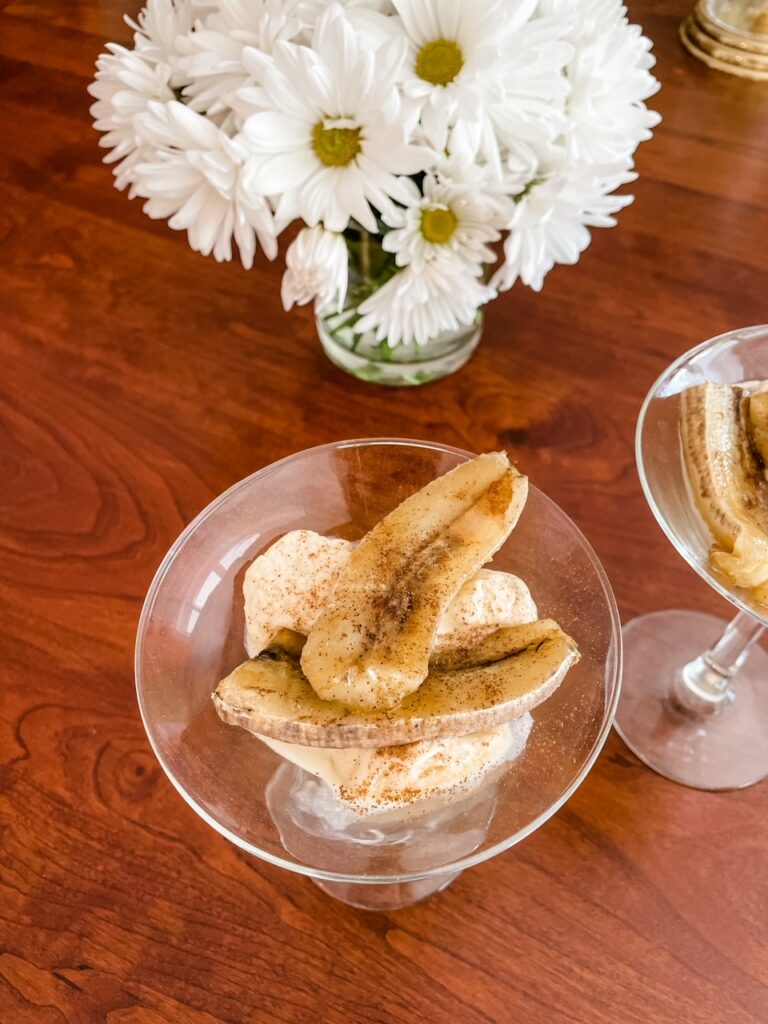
671;611;765;716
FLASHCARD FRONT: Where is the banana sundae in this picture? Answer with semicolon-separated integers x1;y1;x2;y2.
213;452;579;815
681;381;768;604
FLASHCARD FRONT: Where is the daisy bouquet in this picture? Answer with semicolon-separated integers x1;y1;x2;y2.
90;0;659;383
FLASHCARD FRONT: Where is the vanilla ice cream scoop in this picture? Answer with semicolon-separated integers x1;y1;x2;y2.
244;531;350;656
259;716;533;814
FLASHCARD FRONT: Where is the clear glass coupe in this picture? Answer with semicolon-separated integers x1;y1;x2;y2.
616;326;768;791
136;439;621;909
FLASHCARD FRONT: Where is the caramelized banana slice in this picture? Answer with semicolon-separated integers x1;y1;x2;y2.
213;619;577;748
680;382;768;596
748;388;768;466
244;529;537;657
300;452;528;711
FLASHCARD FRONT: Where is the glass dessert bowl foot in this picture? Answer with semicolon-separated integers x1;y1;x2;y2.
616;326;768;791
618;609;768;790
264;757;505;909
311;873;460;911
136;439;621;910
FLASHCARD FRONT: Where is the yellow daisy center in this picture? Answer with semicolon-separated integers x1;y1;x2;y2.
415;39;464;86
420;206;458;244
312;120;361;167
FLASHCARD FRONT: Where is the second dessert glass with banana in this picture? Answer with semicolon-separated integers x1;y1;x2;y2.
617;325;768;792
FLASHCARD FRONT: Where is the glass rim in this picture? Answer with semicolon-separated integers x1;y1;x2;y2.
635;325;768;628
135;437;623;885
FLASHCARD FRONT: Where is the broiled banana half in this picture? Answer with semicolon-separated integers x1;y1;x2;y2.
680;381;768;599
747;387;768;466
213;619;578;748
300;452;528;710
243;530;538;659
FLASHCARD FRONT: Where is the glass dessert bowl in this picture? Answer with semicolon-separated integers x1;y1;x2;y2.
616;325;768;791
136;439;621;910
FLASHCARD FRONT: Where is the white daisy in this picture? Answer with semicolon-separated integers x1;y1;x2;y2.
294;0;395;33
281;225;348;311
355;261;495;346
176;0;303;129
88;0;659;302
88;46;175;191
131;100;277;265
382;172;502;273
235;161;281;267
89;0;197;190
491;164;635;292
485;21;572;177
444;12;572;179
240;4;434;233
292;0;400;62
540;0;660;165
128;0;198;78
389;0;512;153
433;156;522;217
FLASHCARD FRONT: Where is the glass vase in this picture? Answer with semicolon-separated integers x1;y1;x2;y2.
316;228;484;387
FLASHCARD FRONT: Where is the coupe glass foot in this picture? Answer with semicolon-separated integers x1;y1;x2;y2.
616;610;768;790
311;872;460;910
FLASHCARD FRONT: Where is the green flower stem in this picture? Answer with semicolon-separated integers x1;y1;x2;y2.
321;229;400;354
360;229;372;287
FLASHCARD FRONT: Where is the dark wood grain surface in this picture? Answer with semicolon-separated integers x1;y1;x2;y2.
2;1;767;1021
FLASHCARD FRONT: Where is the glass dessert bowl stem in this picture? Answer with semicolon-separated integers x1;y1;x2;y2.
672;610;764;715
311;872;461;910
617;607;768;791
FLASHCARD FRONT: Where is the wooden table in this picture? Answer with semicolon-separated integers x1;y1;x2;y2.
2;1;767;1021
